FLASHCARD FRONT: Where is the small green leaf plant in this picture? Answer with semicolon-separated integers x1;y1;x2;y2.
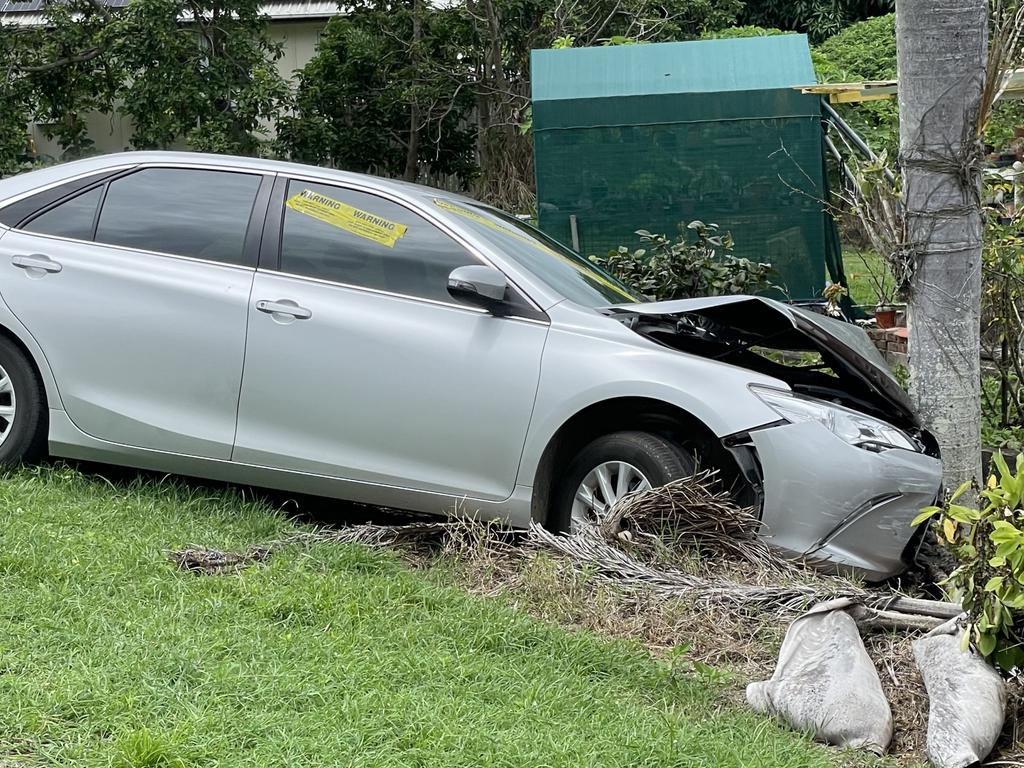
915;453;1024;669
589;221;779;301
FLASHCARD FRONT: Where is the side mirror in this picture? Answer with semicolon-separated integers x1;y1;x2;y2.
447;265;509;312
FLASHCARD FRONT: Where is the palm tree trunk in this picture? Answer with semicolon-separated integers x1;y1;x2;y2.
897;0;988;490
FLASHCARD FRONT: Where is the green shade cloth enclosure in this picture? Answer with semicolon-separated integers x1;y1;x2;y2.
531;35;836;300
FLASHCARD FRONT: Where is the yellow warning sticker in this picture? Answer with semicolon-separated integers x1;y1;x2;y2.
287;190;408;248
434;198;507;233
433;198;634;301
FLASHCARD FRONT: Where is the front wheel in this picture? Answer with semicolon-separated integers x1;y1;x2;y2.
552;430;695;533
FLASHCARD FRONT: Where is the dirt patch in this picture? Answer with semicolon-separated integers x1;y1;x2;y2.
167;521;467;574
169;545;272;574
863;633;928;763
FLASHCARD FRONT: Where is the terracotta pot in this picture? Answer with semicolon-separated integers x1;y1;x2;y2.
875;308;897;329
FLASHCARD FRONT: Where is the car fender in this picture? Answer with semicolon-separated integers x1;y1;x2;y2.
515;320;785;489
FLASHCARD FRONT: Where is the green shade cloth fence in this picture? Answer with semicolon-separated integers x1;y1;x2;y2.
531;35;842;301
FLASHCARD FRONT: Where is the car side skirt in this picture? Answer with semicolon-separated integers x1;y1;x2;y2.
47;409;536;527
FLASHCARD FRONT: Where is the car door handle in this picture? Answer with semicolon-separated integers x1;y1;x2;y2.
255;299;312;320
12;254;62;273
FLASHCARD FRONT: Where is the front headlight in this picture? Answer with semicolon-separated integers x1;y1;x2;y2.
751;386;917;451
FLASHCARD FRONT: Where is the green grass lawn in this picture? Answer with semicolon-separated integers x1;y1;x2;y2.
0;465;846;768
842;249;894;309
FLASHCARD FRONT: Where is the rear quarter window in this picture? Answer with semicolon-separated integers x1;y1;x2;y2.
22;186;104;240
0;169;123;228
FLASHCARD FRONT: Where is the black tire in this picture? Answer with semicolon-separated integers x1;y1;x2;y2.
0;336;46;466
551;430;695;532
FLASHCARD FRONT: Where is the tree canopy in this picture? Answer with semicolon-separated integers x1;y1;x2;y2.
739;0;892;42
1;0;287;172
1;0;900;204
277;1;476;184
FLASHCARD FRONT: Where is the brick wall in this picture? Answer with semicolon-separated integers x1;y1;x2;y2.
866;326;908;369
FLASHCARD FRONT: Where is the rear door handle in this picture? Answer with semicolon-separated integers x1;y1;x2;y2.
255;299;312;320
12;254;62;273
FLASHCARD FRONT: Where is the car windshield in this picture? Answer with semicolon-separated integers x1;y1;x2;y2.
430;197;641;307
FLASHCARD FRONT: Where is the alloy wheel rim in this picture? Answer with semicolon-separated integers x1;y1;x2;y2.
570;461;651;532
0;365;16;447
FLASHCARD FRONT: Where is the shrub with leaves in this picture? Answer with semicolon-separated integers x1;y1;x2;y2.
916;454;1024;669
812;14;898;157
738;0;891;43
589;221;777;301
979;206;1024;453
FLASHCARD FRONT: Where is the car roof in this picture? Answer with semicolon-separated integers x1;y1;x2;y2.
34;151;475;207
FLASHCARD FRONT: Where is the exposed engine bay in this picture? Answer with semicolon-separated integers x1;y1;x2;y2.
604;296;936;454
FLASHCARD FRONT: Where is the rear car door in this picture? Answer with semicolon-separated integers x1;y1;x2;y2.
232;178;548;501
0;166;269;459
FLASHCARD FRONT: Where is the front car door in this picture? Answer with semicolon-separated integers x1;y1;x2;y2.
232;178;548;501
0;166;268;459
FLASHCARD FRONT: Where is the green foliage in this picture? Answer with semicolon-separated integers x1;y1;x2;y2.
591;221;777;301
739;0;892;43
892;361;909;391
0;63;33;176
277;1;476;183
20;1;121;158
112;727;188;768
915;456;1024;669
115;0;287;153
979;202;1024;451
702;25;790;39
602;34;636;46
814;12;895;80
0;0;287;167
0;0;119;172
985;101;1024;151
813;13;898;155
982;405;1024;452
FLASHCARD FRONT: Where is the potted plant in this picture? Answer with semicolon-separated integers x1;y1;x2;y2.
850;251;903;328
874;301;899;329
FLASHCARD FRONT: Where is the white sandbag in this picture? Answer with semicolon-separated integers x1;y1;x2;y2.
914;618;1006;768
746;598;893;754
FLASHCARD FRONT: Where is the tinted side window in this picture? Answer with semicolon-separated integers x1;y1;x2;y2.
94;169;261;265
0;168;124;228
23;186;104;240
280;181;475;303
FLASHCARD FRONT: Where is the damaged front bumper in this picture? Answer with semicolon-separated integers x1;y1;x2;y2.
728;420;943;581
605;294;943;579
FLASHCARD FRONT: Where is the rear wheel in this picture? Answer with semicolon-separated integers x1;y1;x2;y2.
552;430;695;532
0;337;46;466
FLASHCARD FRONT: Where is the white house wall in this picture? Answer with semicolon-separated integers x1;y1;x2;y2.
274;19;326;78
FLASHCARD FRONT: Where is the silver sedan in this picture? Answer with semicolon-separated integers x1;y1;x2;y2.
0;152;941;579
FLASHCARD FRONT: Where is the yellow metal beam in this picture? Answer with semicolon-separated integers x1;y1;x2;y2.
829;91;895;104
797;81;898;104
797;69;1024;104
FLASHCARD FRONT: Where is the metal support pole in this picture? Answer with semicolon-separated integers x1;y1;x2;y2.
569;215;581;252
821;100;897;187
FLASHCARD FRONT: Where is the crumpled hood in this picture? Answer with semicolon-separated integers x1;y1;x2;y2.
605;295;918;429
